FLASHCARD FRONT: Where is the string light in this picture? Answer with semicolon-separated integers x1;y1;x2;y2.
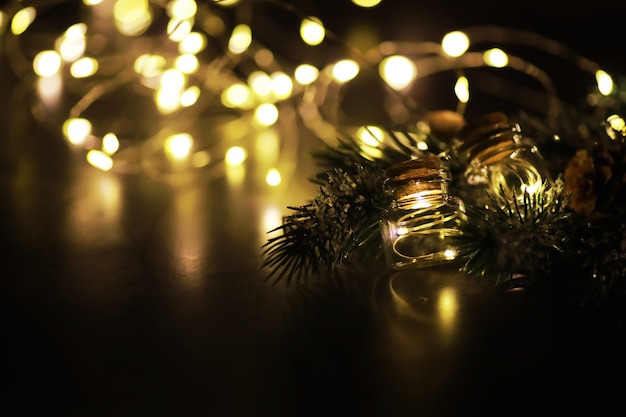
0;0;619;189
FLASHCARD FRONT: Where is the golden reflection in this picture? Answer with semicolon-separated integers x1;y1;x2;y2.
436;287;458;335
36;74;63;111
68;171;122;246
170;188;207;289
387;267;462;329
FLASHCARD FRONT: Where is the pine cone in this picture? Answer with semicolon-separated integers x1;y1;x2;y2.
563;143;626;217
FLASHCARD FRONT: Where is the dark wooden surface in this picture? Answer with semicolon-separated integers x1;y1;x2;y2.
2;1;626;416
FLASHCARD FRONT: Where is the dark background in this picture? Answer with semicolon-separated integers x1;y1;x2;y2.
2;1;626;416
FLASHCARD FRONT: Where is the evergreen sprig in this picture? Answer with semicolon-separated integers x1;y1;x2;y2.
456;180;571;288
262;161;389;285
261;130;438;284
261;111;626;304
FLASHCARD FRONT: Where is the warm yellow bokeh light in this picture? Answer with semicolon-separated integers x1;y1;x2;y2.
213;0;239;5
441;31;470;57
225;146;247;166
70;57;99;78
179;32;206;54
483;48;508;68
228;24;252;54
596;70;614;96
351;0;383;7
165;133;193;159
33;51;63;77
379;55;417;90
271;72;293;100
454;76;469;103
221;83;254;109
134;54;167;77
83;0;104;5
180;86;200;107
175;54;199;74
266;168;282;186
356;125;384;147
294;64;319;85
254;103;279;126
167;18;193;41
606;114;626;140
248;71;273;99
331;59;360;83
11;7;36;35
167;0;197;20
160;68;186;91
300;17;325;46
87;150;114;171
63;118;92;145
114;0;153;36
59;23;87;62
102;133;120;154
155;89;181;114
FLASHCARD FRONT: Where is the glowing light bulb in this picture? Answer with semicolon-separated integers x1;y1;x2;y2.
441;31;469;57
266;169;281;186
300;16;325;46
175;54;199;74
229;24;252;54
63;118;92;145
179;32;206;54
165;133;193;159
87;150;113;171
248;71;273;99
114;0;153;36
331;59;359;83
11;7;36;35
356;125;384;147
351;0;382;7
221;83;254;109
254;103;279;126
102;133;120;154
167;0;197;20
225;146;247;165
33;50;62;77
454;76;469;103
379;55;417;90
270;72;293;99
596;70;614;96
180;86;200;107
59;23;87;62
167;18;192;41
484;48;508;68
294;64;319;85
70;57;98;78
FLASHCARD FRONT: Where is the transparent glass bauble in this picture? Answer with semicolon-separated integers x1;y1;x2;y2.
380;156;467;270
458;112;552;208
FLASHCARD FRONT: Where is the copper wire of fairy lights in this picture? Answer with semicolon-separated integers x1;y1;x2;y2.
0;0;619;186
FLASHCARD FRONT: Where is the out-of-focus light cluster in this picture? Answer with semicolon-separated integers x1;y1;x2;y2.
0;0;618;188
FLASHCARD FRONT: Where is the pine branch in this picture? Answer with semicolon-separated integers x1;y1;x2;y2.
262;161;390;285
457;179;571;288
